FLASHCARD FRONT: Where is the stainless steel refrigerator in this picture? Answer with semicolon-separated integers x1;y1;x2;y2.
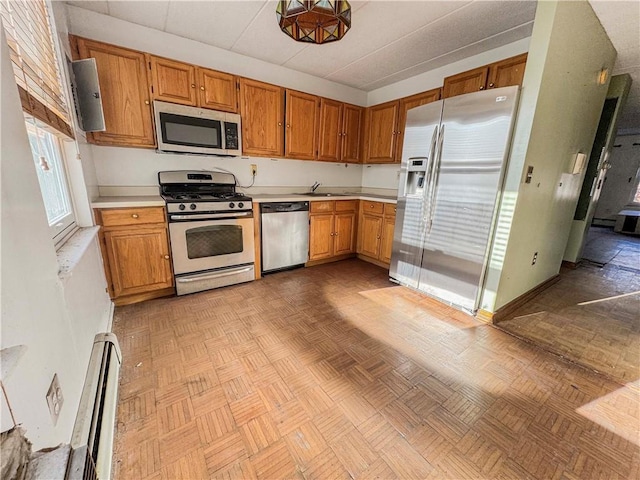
389;86;519;313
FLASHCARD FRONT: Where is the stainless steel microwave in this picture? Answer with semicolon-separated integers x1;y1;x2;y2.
153;101;241;156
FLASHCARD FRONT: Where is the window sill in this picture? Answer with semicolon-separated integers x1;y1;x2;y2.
57;226;100;280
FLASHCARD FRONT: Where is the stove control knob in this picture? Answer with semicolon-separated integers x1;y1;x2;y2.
238;202;244;209
190;203;197;210
228;202;235;209
178;203;186;211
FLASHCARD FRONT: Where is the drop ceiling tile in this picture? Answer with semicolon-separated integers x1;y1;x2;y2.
328;1;536;89
66;1;109;15
283;1;470;77
164;1;267;50
231;3;308;65
107;1;170;31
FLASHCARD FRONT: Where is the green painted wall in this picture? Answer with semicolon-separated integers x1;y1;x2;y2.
481;0;616;312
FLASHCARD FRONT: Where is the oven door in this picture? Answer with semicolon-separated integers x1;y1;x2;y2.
169;217;254;275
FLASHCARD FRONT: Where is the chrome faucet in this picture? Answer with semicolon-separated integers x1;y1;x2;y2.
311;181;321;192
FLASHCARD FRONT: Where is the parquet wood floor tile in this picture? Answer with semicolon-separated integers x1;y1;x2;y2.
112;259;639;480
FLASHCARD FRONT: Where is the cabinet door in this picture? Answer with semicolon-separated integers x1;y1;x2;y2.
342;104;363;163
104;226;173;297
285;90;319;160
379;216;396;264
309;214;334;260
317;98;343;162
487;53;527;89
334;213;356;255
442;66;489;98
365;101;399;163
73;36;155;147
395;88;441;162
149;55;197;106
240;78;284;156
359;214;383;258
198;68;238;112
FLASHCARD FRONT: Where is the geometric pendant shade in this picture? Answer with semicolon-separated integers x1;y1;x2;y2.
276;0;351;44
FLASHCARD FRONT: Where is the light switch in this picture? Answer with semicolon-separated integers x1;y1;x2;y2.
572;153;587;175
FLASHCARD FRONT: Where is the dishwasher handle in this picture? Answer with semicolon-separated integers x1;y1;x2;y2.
261;202;309;213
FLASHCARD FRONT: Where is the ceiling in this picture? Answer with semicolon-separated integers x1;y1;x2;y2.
66;1;638;132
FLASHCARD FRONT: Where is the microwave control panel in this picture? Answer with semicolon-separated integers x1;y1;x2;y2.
225;123;239;150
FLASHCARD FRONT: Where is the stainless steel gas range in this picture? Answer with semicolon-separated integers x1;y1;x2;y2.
159;170;255;296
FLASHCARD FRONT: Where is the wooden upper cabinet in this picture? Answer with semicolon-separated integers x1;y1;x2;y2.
285;90;319;160
365;100;400;163
443;54;528;98
198;68;238;112
342;104;363;163
395;88;441;162
149;55;197;106
71;36;155;148
487;53;528;89
317;98;343;162
240;78;284;157
443;66;490;98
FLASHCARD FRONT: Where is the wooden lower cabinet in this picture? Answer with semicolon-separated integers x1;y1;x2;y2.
357;201;396;267
96;207;174;305
308;200;357;262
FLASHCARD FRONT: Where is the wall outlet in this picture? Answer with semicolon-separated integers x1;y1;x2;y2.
532;252;538;265
46;374;64;426
250;164;257;176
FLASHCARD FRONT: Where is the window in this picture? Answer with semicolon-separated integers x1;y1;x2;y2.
2;0;78;245
25;121;76;242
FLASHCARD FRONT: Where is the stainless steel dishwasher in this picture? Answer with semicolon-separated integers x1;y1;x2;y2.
260;202;309;274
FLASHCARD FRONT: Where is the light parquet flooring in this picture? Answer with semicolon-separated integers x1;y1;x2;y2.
498;228;640;384
112;259;640;480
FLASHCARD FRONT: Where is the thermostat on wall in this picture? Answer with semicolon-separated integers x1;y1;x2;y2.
572;153;587;175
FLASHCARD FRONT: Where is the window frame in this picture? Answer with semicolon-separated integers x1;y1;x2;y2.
24;119;78;246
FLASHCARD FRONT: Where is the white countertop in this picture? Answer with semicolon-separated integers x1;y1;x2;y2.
250;193;397;203
91;195;165;208
92;193;396;208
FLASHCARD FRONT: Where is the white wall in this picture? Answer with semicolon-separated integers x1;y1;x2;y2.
92;147;364;193
481;0;616;312
594;134;640;221
0;25;111;450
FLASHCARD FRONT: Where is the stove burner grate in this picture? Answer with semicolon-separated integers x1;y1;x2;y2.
173;194;202;200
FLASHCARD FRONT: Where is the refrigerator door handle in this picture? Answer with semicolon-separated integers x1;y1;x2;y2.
427;124;445;235
422;126;439;225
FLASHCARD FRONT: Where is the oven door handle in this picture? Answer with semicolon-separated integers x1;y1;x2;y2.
169;211;253;221
176;266;253;283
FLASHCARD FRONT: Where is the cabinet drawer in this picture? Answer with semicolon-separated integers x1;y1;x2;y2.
361;201;383;215
384;203;397;217
335;200;357;212
310;201;334;213
100;207;165;227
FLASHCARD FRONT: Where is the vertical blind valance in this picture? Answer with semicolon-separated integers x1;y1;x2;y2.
1;0;73;137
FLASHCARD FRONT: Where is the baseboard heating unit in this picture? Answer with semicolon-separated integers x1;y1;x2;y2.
67;333;121;480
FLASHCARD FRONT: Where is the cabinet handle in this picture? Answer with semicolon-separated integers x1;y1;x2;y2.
191;84;196;88
342;132;347;136
479;86;485;90
144;100;150;105
334;232;339;236
286;124;290;128
164;255;170;259
376;235;381;239
200;86;205;91
132;214;139;218
278;122;282;126
370;205;374;208
488;83;494;88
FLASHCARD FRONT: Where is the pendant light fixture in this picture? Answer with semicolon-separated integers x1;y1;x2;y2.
276;0;351;44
